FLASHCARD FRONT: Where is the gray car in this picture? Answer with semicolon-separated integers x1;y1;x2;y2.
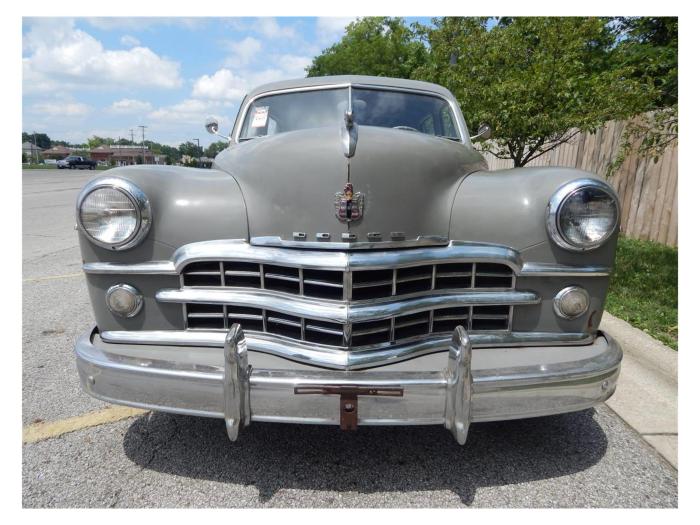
74;75;622;444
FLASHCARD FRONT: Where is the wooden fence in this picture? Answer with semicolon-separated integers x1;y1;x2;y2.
481;118;678;247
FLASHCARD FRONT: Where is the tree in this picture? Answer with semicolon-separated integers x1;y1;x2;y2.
608;17;677;173
204;141;228;158
178;141;203;158
22;132;51;149
306;17;428;78
159;145;180;165
415;17;650;166
87;136;115;149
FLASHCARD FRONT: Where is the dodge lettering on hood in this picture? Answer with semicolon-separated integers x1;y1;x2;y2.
74;75;621;444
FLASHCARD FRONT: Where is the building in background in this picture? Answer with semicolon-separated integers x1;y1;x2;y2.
22;142;44;162
89;145;165;166
42;145;74;160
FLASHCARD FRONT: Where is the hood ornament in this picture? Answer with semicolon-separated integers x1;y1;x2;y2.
341;110;358;158
335;183;364;223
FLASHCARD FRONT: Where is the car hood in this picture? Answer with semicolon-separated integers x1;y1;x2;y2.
215;125;486;244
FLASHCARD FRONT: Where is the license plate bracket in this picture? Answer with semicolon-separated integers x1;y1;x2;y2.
294;385;404;430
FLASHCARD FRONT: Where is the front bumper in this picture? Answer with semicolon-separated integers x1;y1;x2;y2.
75;326;621;444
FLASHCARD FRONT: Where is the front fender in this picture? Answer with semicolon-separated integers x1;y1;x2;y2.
449;166;619;267
77;165;249;265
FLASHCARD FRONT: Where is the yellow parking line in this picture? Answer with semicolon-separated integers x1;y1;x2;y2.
23;406;148;444
23;272;83;283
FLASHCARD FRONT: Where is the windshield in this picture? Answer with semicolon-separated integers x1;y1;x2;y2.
238;87;461;141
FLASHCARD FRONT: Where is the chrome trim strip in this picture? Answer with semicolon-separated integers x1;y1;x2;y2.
156;288;540;324
82;239;611;277
84;260;177;275
520;262;611;277
250;235;449;250
233;82;467;144
99;329;595;370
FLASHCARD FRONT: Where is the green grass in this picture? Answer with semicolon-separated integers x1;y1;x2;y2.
22;163;57;169
606;236;678;349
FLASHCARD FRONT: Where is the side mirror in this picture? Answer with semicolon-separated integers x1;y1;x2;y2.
205;117;219;135
470;123;493;142
205;117;231;142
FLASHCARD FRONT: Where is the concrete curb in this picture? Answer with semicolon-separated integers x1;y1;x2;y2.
601;312;678;468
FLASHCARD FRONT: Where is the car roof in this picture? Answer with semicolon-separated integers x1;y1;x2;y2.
245;75;456;100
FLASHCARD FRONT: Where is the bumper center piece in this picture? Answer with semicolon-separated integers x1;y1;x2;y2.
223;323;473;443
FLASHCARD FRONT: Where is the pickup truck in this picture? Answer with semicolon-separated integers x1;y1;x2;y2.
57;156;97;170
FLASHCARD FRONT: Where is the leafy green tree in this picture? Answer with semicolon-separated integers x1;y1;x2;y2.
613;17;677;108
178;141;203;158
87;136;115;149
159;145;180;165
204;141;228;158
22;132;51;149
306;17;428;78
608;17;677;173
415;17;650;166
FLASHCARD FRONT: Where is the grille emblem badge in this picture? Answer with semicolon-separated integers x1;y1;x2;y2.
334;183;364;223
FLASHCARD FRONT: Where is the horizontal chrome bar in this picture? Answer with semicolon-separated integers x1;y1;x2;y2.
82;239;610;277
520;262;610;277
156;288;540;324
251;235;449;250
99;330;595;369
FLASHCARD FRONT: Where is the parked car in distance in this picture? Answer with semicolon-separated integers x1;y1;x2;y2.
74;75;622;445
58;155;96;170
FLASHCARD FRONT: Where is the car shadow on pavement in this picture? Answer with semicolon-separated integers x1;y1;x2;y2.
122;408;607;506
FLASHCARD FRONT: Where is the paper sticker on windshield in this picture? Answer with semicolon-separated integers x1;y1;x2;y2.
251;106;269;128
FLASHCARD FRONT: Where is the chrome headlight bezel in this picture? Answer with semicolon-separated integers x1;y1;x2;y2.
546;178;620;252
76;177;152;251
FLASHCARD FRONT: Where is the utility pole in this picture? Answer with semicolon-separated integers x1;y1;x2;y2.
129;129;135;165
33;131;39;164
138;125;147;165
192;138;200;166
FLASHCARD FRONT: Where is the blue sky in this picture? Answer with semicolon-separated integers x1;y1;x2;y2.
22;17;432;147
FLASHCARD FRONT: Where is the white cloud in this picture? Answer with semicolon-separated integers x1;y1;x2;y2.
109;98;153;113
30;101;91;117
224;36;262;67
255;18;296;39
148;98;228;125
120;34;140;47
192;54;310;103
274;54;312;77
192;69;248;101
23;19;182;93
316;17;356;44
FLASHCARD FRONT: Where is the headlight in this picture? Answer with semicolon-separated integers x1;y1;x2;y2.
546;179;619;251
76;177;151;250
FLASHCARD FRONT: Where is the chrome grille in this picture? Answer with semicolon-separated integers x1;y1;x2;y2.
185;303;512;347
181;261;514;301
182;260;515;347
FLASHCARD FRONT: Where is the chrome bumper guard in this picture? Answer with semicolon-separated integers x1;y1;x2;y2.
75;325;621;445
222;324;473;444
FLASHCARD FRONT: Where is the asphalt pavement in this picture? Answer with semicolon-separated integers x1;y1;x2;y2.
21;169;678;508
